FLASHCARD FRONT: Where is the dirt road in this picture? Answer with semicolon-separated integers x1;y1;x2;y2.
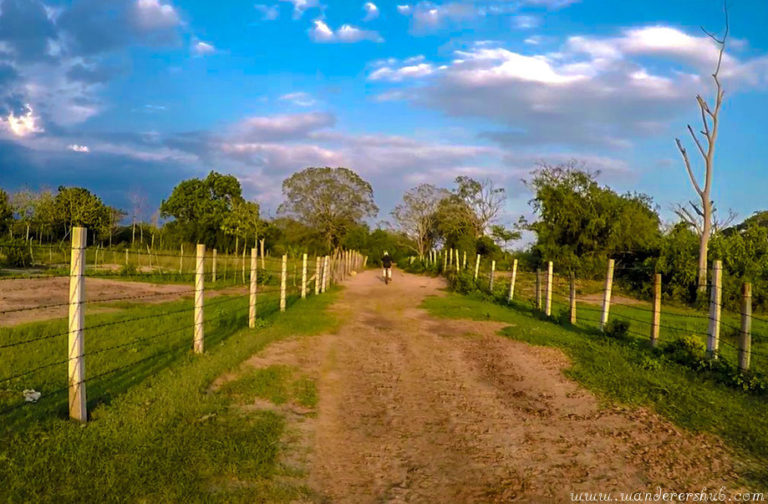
240;269;740;502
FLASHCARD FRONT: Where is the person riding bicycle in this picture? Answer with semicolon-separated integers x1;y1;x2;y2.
382;251;393;284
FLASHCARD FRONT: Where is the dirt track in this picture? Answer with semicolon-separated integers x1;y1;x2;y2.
239;269;740;502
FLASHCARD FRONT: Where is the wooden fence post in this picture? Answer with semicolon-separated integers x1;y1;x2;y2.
536;268;542;310
280;254;287;312
301;253;308;299
443;250;447;274
455;249;460;273
546;261;553;317
474;254;481;281
600;259;615;331
508;259;518;302
651;273;661;346
125;248;128;266
489;260;496;291
322;255;329;293
249;248;257;328
708;260;722;358
569;271;577;324
212;249;217;283
463;251;467;270
242;248;246;284
315;256;321;295
68;227;87;422
739;282;752;372
260;239;265;269
194;244;205;354
179;244;184;274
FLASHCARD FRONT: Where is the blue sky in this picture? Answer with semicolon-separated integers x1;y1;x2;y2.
1;0;767;228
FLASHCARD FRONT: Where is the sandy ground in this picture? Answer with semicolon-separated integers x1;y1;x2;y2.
232;269;741;503
0;277;202;326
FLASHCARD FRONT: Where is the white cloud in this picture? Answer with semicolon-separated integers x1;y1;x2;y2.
254;4;280;20
309;20;383;43
5;106;44;137
68;144;90;153
280;0;319;19
236;112;335;141
192;41;216;55
279;92;317;107
370;61;436;82
368;24;768;149
134;0;181;29
512;15;540;29
396;4;412;14
363;2;379;21
524;35;543;45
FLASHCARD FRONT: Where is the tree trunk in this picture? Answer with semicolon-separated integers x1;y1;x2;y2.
697;200;713;297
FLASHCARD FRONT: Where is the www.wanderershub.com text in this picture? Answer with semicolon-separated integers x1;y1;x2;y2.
570;488;765;503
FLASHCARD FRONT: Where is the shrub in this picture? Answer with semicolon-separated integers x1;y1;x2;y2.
1;242;33;267
603;319;630;340
119;263;138;276
663;334;706;364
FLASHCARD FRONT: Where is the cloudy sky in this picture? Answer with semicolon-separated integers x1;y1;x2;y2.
1;0;767;226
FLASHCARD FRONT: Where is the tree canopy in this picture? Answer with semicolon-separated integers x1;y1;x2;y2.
391;184;447;257
278;167;378;249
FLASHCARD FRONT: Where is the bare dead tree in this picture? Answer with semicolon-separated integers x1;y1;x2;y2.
673;201;737;236
674;0;729;297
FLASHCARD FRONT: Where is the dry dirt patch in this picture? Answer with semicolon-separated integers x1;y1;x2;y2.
0;277;207;326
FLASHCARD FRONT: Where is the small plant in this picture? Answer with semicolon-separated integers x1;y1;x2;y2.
663;334;706;364
119;263;138;276
1;241;33;267
603;319;630;340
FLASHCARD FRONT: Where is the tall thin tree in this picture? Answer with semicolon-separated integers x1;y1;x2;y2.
674;1;728;297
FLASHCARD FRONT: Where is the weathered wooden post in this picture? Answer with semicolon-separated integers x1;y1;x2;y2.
301;253;308;299
545;261;553;317
125;248;128;266
651;273;661;346
536;268;542;310
474;254;480;281
448;249;453;267
489;260;496;291
600;259;615;331
508;259;518;302
463;251;467;270
280;254;287;312
315;256;321;295
249;247;257;328
194;244;205;354
322;255;329;293
443;250;447;274
569;271;577;324
179;244;184;274
68;227;87;422
242;248;246;284
260;239;266;269
739;282;752;372
212;249;217;283
708;260;722;358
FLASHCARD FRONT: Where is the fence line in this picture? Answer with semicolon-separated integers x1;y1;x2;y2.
1;233;365;423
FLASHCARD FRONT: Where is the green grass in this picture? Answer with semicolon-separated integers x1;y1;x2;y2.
220;365;319;410
421;291;768;488
0;284;339;503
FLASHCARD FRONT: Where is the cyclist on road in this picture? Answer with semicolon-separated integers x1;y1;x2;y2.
382;251;393;284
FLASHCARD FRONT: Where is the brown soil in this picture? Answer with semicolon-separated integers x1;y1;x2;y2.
230;269;741;503
0;277;229;326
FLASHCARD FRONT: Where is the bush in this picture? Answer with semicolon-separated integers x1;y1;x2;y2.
449;270;480;295
603;319;630;340
119;263;138;276
1;242;33;267
663;334;706;364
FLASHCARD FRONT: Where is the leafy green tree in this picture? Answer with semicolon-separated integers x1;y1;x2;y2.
433;194;481;252
525;162;661;275
220;200;261;255
278;167;378;249
160;171;243;246
53;186;111;241
11;189;36;242
0;189;12;235
490;224;521;251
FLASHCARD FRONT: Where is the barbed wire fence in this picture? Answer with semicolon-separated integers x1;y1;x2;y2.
409;248;768;379
0;228;366;423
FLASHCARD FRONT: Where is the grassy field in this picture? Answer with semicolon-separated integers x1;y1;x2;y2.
421;289;768;488
0;280;339;503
